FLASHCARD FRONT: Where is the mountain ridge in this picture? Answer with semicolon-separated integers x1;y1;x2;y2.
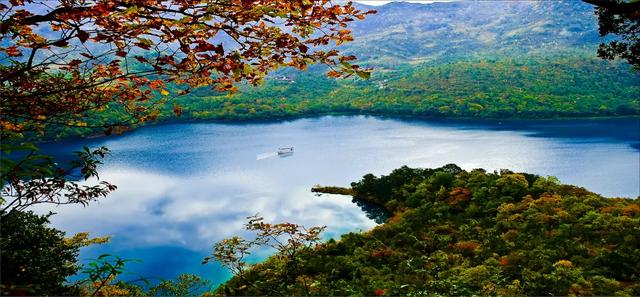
344;0;602;65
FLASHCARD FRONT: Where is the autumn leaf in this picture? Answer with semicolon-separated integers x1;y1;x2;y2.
1;0;373;145
148;80;163;90
4;45;21;56
327;70;342;78
173;104;182;116
77;30;89;43
68;59;82;68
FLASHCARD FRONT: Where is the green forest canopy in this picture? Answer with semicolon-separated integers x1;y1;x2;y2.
50;55;639;140
217;165;640;296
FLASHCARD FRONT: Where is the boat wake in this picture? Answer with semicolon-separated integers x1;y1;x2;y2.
257;147;294;160
256;152;278;160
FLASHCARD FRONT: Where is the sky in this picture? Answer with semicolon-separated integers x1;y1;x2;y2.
354;0;455;5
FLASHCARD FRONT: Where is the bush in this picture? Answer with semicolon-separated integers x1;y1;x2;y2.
0;210;81;296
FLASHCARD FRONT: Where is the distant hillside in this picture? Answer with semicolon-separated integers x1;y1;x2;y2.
174;1;638;124
346;1;601;65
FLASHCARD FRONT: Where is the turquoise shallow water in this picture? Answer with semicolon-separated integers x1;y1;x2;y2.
36;115;640;286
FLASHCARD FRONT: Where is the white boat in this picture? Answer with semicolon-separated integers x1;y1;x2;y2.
277;147;294;155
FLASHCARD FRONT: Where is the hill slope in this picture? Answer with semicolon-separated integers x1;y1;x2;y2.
216;165;640;296
346;1;601;65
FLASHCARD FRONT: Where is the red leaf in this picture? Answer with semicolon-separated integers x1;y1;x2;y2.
4;45;21;57
148;80;163;90
327;70;341;78
135;42;151;50
77;30;89;43
68;59;82;67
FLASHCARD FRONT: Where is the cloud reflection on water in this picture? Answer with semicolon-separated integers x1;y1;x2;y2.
42;168;376;251
35;115;639;284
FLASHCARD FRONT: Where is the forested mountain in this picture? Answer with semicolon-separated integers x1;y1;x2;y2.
178;1;637;125
346;1;600;65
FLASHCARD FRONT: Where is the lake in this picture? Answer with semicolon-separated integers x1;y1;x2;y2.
36;115;640;287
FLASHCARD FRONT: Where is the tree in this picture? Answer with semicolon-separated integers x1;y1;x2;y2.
0;0;373;132
205;215;326;295
583;0;640;68
1;145;116;213
0;211;82;295
147;274;212;297
0;0;373;211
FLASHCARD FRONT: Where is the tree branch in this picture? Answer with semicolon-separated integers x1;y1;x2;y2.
15;6;92;25
582;0;640;15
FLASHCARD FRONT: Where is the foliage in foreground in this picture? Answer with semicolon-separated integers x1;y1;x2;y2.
0;209;213;296
0;210;83;296
589;0;640;69
216;165;640;296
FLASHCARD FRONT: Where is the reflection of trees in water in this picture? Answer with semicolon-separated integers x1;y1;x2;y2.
352;198;389;224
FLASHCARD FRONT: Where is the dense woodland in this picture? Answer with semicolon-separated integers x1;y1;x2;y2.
49;55;639;140
185;56;639;119
217;165;640;296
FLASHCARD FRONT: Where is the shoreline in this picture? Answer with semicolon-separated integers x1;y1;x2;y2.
38;112;640;144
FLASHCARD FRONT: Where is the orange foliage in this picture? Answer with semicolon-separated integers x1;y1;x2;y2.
374;288;386;296
601;206;620;214
388;209;409;224
454;240;481;251
622;204;640;216
600;204;639;216
533;193;562;206
447;187;471;205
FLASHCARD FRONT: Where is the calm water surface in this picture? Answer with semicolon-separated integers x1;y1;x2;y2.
37;116;640;286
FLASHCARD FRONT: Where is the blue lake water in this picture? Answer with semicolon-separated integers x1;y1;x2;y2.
36;115;640;287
